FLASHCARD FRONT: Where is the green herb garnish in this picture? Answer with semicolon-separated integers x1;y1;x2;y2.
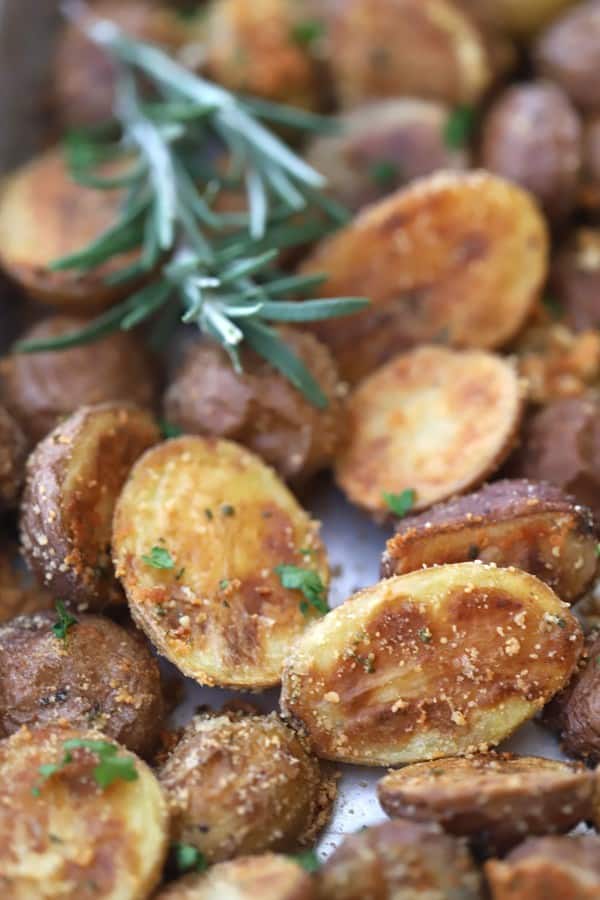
52;601;78;641
290;19;326;49
292;849;320;872
542;294;564;320
275;564;329;616
382;489;416;518
418;627;432;643
159;419;183;439
369;159;399;189
142;546;175;569
221;504;235;517
595;542;600;558
444;106;476;149
173;842;208;874
33;739;138;795
219;579;230;590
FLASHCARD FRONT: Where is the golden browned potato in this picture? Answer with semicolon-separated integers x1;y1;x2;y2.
20;404;159;610
457;0;579;36
0;403;26;509
484;835;600;900
112;436;329;689
280;563;582;766
382;480;598;602
159;710;335;862
0;316;157;444
0;612;165;757
480;82;582;224
0;539;53;623
304;99;471;214
300;171;548;384
334;346;523;519
514;322;600;404
162;330;345;483
0;724;168;899
550;229;600;332
156;855;316;900
316;819;482;900
534;1;600;113
378;754;595;857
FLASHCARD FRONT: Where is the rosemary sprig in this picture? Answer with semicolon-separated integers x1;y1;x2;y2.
17;6;368;406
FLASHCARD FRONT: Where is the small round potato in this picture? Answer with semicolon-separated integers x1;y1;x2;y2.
0;403;26;510
335;346;523;519
381;479;598;603
457;0;579;36
0;724;168;899
316;819;482;900
480;82;582;224
0;316;157;444
0;540;53;623
534;1;600;113
550;229;600;332
112;436;330;689
162;330;345;483
300;171;548;384
156;855;316;900
281;563;582;766
377;753;595;857
20;404;160;609
0;612;165;757
514;321;600;404
159;710;335;862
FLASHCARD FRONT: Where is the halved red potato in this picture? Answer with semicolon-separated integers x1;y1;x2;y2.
334;346;524;520
0;404;26;510
280;562;582;766
381;479;598;602
155;855;316;900
112;436;329;689
300;171;548;384
550;229;600;332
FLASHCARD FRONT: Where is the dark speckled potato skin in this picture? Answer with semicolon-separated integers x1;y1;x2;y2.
0;403;27;510
0;612;165;758
543;633;600;763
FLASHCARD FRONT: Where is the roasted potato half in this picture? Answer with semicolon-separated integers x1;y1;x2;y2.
534;1;600;113
156;855;316;900
0;724;168;899
381;479;598;603
316;819;482;900
20;403;159;610
0;403;26;510
162;329;345;483
0;316;157;444
0;612;165;757
378;753;595;857
112;436;329;689
159;710;335;862
484;835;600;900
514;322;600;405
300;171;548;384
335;346;523;519
280;562;582;766
550;229;600;332
0;539;53;623
457;0;579;36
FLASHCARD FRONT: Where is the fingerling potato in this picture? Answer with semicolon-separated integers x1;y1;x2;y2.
156;855;316;900
534;1;600;113
112;436;330;689
300;171;548;383
335;346;523;519
280;562;582;766
0;724;168;899
0;403;26;510
381;479;598;603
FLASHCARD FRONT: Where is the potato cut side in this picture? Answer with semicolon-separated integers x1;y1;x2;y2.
335;346;523;519
155;855;316;900
377;753;595;856
300;170;548;383
280;563;582;766
382;479;598;602
20;404;160;611
112;436;329;689
0;725;168;900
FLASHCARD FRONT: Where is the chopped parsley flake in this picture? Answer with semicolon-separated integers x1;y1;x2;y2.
418;627;432;643
219;579;230;590
596;543;600;558
292;849;321;872
52;601;78;641
369;159;400;189
542;294;564;320
205;508;213;520
32;739;138;796
159;419;183;439
382;488;416;518
444;106;476;149
173;843;208;874
557;618;567;629
221;504;235;517
142;546;174;569
275;564;329;616
290;19;325;49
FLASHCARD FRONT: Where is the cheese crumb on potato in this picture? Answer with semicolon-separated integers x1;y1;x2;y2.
155;854;316;900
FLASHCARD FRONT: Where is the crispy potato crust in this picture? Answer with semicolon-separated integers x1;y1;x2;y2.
300;171;548;384
315;819;482;900
0;540;53;623
543;633;600;763
280;563;582;766
550;229;600;332
0;612;165;757
534;1;600;112
381;479;598;602
335;346;523;519
377;753;595;857
0;403;27;509
0;724;168;899
514;322;600;404
159;710;335;861
20;404;159;609
156;855;316;900
112;436;329;689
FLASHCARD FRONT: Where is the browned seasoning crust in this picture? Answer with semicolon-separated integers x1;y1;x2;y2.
155;854;316;900
0;612;165;758
159;709;336;862
513;321;600;404
0;403;27;509
280;563;582;766
315;819;482;900
377;753;595;857
20;404;160;610
381;479;598;602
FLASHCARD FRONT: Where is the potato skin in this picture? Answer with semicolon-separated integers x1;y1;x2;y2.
0;724;168;900
300;171;548;384
335;346;523;519
281;563;582;766
378;753;595;857
0;403;26;509
457;0;578;36
534;1;600;113
480;82;582;224
159;710;335;862
162;330;345;483
112;436;329;689
316;819;482;900
156;855;316;900
0;316;157;444
381;479;598;602
550;229;600;332
20;403;160;609
0;612;165;758
0;540;53;623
